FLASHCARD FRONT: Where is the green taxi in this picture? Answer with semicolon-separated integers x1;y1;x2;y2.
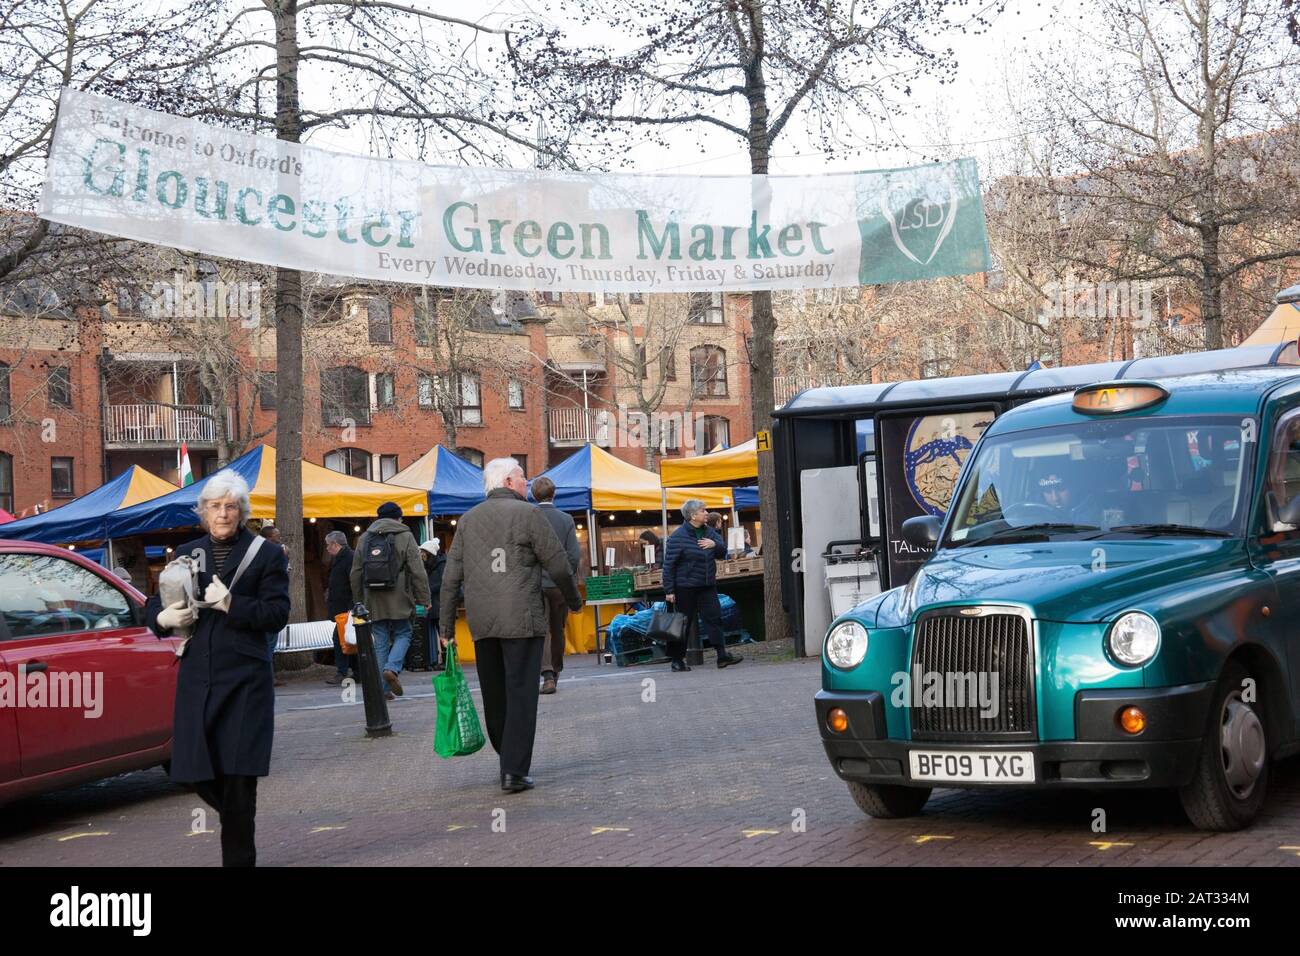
816;369;1300;830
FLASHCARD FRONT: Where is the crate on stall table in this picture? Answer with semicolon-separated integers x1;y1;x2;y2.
584;572;636;600
634;568;663;591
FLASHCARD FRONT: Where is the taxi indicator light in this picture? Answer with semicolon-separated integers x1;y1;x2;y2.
828;708;849;734
1119;706;1147;735
1072;381;1169;415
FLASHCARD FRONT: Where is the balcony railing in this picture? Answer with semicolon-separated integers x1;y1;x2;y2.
548;407;610;446
105;403;231;446
774;373;858;407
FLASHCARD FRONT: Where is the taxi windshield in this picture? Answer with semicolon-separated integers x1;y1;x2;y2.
943;415;1252;546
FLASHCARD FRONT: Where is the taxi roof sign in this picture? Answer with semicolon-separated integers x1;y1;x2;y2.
1072;381;1169;415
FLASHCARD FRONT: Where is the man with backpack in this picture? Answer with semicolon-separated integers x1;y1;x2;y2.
350;501;430;700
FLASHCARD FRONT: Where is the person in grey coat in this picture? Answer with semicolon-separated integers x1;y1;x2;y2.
439;458;582;793
350;501;431;699
531;475;582;695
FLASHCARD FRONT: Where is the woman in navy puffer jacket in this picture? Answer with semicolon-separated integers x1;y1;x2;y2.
662;499;744;672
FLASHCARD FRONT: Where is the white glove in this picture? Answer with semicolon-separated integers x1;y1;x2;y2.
203;579;231;613
157;600;196;631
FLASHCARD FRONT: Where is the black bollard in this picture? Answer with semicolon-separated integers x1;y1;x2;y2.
352;603;392;738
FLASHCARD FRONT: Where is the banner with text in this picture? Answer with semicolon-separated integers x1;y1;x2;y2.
42;89;993;292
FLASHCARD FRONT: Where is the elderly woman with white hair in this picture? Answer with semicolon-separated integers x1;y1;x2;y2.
662;499;743;671
145;471;290;867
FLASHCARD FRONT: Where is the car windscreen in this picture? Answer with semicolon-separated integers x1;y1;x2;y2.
943;415;1252;546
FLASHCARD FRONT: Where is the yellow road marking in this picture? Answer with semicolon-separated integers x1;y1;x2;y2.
310;826;347;833
56;831;111;842
912;835;954;845
185;829;215;837
1281;845;1300;857
1089;841;1134;851
743;829;780;838
446;825;480;832
591;826;631;835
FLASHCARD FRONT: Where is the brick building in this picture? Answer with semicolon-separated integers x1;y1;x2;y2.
0;267;754;517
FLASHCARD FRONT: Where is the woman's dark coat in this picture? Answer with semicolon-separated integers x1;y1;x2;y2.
662;522;727;593
146;526;291;782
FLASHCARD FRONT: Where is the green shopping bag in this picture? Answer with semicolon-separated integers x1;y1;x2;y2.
433;642;486;758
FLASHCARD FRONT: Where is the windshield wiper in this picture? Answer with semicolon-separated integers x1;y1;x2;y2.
1099;523;1232;538
954;522;1100;547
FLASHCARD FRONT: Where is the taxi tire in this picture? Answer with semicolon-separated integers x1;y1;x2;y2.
1178;660;1269;832
847;781;932;818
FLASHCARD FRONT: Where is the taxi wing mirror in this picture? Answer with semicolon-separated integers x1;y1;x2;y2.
902;515;942;547
1277;497;1300;530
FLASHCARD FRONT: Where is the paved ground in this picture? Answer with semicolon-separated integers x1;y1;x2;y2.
2;652;1299;866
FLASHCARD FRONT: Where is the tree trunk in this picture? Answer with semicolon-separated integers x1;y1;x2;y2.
273;0;307;622
1200;226;1223;350
743;3;789;644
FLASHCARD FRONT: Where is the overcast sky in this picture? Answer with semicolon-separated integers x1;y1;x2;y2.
298;0;1091;182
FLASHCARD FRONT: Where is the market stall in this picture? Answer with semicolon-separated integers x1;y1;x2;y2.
0;465;176;545
389;444;486;515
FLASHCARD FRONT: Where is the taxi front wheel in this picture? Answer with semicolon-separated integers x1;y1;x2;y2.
847;781;932;819
1178;660;1269;832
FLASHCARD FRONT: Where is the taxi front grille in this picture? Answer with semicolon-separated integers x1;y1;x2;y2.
910;610;1036;741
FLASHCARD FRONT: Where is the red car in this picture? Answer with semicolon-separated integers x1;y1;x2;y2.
0;541;180;805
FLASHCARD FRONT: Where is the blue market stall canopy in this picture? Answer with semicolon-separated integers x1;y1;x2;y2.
0;465;177;544
530;444;737;512
105;446;264;538
390;445;486;515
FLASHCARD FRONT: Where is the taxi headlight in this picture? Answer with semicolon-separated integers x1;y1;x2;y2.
1107;612;1160;666
825;621;869;670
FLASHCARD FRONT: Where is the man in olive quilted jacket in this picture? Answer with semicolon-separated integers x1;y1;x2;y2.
439;457;582;793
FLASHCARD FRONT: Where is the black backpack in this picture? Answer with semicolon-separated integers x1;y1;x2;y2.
362;531;401;591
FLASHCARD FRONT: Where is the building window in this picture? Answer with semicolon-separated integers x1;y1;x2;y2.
321;366;370;426
374;372;395;408
258;372;277;410
324;448;372;480
116;283;155;317
661;347;676;381
380;454;399;481
512;454;528;475
368;298;392;344
655;417;680;452
414;296;437;345
629;292;644;305
688;291;723;324
458;447;484;467
47;367;72;408
51;457;74;497
508;378;525;409
0;452;13;513
0;363;9;421
700;416;730;450
690;346;727;397
447;373;481;425
417;372;435;408
539;291;563;304
920;359;944;379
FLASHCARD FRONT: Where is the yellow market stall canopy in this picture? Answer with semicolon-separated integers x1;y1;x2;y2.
659;438;758;487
